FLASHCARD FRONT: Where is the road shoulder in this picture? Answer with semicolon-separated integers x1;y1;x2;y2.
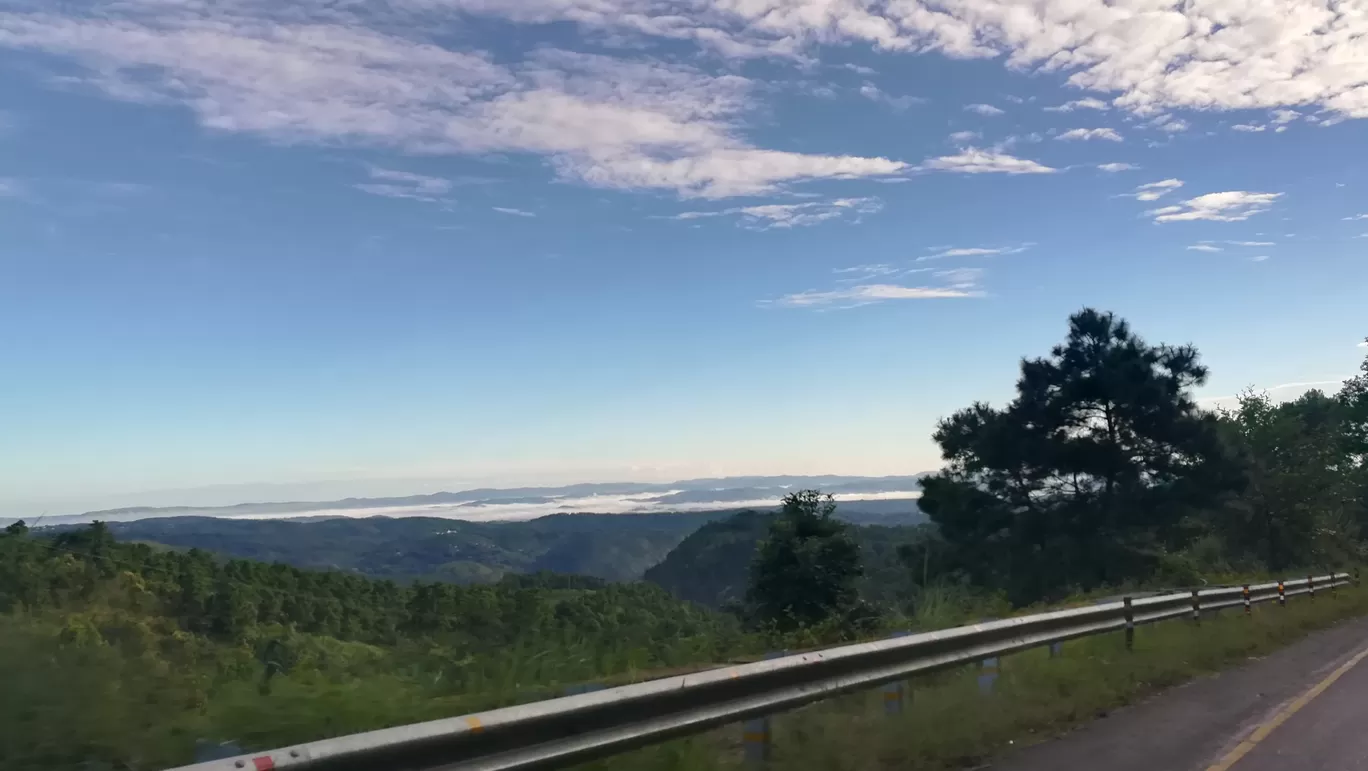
987;613;1368;771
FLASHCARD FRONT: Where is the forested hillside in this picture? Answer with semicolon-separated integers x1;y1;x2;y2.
79;503;922;586
644;511;935;612
0;521;761;770
102;512;729;583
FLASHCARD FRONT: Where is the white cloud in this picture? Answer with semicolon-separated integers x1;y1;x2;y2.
0;11;905;199
773;283;981;307
0;178;23;198
965;103;1005;116
948;130;980;144
492;207;536;217
860;84;923;111
918;244;1029;262
1152;117;1190;133
1097;162;1137;172
1132;178;1184;201
1044;98;1109;112
833;263;899;276
1149;191;1283;223
916;148;1056;175
672;197;882;229
772;268;985;308
1358;341;1368;349
1057;127;1123;142
1187;244;1223;252
354;166;452;202
10;0;1368;205
1271;109;1302;125
1227;240;1275;246
1343;214;1368;221
1250;254;1271;262
1232;124;1266;132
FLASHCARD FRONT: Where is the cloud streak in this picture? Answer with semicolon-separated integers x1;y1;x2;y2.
672;197;882;229
355;167;453;203
915;148;1056;175
917;244;1030;262
1149;191;1283;223
772;268;985;308
964;103;1005;116
1132;178;1184;201
1057;127;1122;142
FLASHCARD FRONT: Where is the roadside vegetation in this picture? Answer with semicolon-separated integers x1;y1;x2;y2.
2;310;1365;771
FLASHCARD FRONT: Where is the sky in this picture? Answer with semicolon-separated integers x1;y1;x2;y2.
2;0;1366;517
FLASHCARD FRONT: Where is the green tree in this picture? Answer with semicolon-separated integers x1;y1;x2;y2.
1216;389;1353;569
919;309;1239;603
1336;340;1368;537
745;491;868;632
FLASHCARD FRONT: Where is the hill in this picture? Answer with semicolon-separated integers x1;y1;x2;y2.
0;522;759;771
46;500;924;586
99;513;729;583
645;509;933;612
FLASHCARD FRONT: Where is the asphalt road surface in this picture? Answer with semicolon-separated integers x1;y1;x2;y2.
988;613;1368;771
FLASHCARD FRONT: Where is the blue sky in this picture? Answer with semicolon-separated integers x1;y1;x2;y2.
2;0;1367;516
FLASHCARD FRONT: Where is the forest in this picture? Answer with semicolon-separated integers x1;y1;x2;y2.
2;309;1366;770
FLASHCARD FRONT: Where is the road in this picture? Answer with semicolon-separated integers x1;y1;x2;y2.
988;613;1368;771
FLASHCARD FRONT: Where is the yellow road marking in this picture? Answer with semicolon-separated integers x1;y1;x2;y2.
1205;644;1368;771
463;716;484;733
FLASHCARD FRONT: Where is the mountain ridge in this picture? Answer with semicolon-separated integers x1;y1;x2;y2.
22;474;929;527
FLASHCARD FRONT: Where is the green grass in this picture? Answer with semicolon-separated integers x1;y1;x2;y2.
573;583;1368;771
5;581;1361;771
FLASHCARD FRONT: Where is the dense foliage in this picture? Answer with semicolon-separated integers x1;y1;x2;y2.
645;510;937;615
0;523;760;770
919;311;1368;604
744;491;873;633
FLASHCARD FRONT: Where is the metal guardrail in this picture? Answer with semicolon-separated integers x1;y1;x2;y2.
171;573;1351;771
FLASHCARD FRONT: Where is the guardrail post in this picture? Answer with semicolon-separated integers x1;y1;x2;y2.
744;652;784;765
1243;584;1251;615
1123;596;1134;650
1191;588;1201;625
882;680;906;715
1278;580;1286;606
977;657;999;695
1309;574;1316;600
882;632;911;714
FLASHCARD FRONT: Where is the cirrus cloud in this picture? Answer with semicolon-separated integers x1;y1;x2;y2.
770;267;986;308
0;8;907;199
6;0;1368;204
671;196;882;229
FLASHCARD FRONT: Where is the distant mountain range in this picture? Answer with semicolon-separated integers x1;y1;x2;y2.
21;474;927;527
67;496;926;585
